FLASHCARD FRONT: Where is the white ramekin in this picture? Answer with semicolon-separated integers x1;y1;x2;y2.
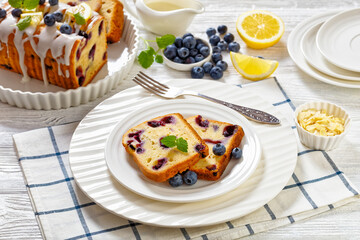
294;101;351;151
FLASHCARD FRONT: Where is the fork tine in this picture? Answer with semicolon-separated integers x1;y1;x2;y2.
134;77;166;94
133;77;166;96
139;71;169;89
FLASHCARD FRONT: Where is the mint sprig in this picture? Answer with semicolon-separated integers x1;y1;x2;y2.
16;16;31;31
9;0;38;10
161;135;188;153
138;34;175;69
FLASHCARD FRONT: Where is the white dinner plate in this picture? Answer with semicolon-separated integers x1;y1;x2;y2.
287;11;360;88
104;99;261;203
69;79;298;228
0;14;139;110
317;8;360;72
301;22;360;81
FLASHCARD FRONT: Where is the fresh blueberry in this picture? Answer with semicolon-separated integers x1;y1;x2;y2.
189;48;198;57
44;14;56;26
184;56;195;64
11;8;22;18
213;143;226;156
183;170;198;185
173;56;184;63
195;54;204;62
49;0;58;6
177;47;190;59
210;66;223;80
60;24;72;35
217;25;227;34
182;36;196;49
224;33;235;43
216;60;228;71
257;56;265;59
53;11;63;22
202;62;213;73
209;35;220;46
212;46;221;53
174;37;183;48
39;0;45;5
164;45;177;59
196;38;204;45
182;33;194;39
206;27;216;37
211;52;222;63
191;67;205;79
217;40;228;51
231;147;243;159
199;46;210;57
0;9;7;18
228;41;240;52
169;173;183;187
196;43;205;50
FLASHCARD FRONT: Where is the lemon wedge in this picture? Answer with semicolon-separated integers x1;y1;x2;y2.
230;52;278;80
20;12;43;26
65;2;92;24
236;10;284;49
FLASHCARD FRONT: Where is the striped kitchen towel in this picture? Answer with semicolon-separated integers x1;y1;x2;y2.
13;77;359;239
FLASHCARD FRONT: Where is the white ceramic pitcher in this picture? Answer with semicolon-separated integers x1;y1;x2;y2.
122;0;205;35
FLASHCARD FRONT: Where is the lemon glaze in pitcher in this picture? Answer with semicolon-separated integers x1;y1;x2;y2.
122;0;205;35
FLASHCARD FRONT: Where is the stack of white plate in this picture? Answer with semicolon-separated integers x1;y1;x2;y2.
288;9;360;88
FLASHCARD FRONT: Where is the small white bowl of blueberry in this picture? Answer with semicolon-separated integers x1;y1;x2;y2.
163;25;241;80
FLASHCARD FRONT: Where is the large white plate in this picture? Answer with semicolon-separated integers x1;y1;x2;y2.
69;79;298;228
317;8;360;72
105;99;261;203
0;14;139;110
301;22;360;81
287;11;360;88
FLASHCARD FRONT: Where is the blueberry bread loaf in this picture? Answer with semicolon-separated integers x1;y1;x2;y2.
187;115;244;180
122;113;209;182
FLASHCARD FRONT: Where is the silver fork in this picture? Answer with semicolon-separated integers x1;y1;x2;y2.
133;71;280;125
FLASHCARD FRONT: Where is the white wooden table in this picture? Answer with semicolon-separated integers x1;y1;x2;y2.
1;0;360;239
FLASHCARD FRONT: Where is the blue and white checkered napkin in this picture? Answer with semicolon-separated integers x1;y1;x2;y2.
13;78;359;240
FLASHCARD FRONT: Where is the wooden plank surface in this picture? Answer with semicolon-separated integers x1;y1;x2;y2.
1;0;360;239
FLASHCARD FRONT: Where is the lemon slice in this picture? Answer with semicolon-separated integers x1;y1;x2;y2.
20;12;43;26
230;52;278;81
65;2;92;24
236;10;284;49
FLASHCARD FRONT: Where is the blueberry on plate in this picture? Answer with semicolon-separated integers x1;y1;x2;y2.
0;9;6;18
182;36;196;49
228;42;240;52
53;11;63;22
216;60;228;71
195;54;204;62
224;33;235;43
44;14;56;26
39;0;45;5
11;8;22;18
177;47;190;59
169;173;183;187
184;56;196;64
182;32;194;39
210;66;223;80
173;56;184;64
174;37;183;48
199;46;210;57
191;66;205;79
183;170;198;185
211;52;222;63
231;147;242;159
213;143;226;156
217;25;227;34
202;61;213;73
257;56;265;59
206;27;216;37
189;48;198;57
60;24;72;35
49;0;58;6
209;35;220;46
164;45;177;59
212;46;221;53
217;40;228;51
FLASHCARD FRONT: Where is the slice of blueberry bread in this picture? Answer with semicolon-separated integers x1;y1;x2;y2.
186;115;244;180
122;113;209;182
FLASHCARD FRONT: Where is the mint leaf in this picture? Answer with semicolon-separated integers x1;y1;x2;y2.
17;16;31;31
23;0;39;10
155;54;163;63
9;0;22;8
160;135;176;148
74;12;86;25
156;34;175;49
176;137;188;153
138;50;154;69
146;47;156;56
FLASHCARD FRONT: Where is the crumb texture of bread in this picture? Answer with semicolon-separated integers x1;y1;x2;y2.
122;113;209;182
99;0;124;43
187;115;245;181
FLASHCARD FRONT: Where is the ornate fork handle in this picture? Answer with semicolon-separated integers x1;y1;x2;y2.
196;93;281;124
